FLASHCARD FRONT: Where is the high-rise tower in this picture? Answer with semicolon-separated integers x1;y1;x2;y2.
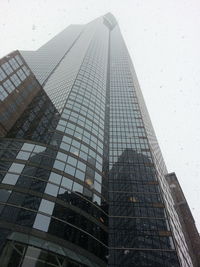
0;13;197;267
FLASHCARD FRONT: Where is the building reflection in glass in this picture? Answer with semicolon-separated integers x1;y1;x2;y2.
108;149;179;266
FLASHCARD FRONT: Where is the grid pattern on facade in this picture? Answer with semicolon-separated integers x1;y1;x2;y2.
0;19;111;267
0;51;41;137
0;13;194;267
108;25;180;267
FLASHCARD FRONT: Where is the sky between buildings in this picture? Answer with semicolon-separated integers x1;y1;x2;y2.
0;0;200;231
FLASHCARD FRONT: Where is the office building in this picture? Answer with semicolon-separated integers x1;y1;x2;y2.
166;172;200;267
0;13;196;266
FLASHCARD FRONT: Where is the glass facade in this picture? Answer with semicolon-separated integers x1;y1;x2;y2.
0;51;41;137
107;25;183;267
0;13;193;267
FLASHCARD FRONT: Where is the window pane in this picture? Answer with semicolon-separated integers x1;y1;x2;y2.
61;177;73;190
0;189;11;202
48;172;62;185
64;164;75;176
73;182;83;193
75;169;85;181
9;163;25;173
2;173;19;185
44;183;59;197
21;143;35;152
56;152;67;162
39;199;54;215
33;214;51;232
77;161;86;172
67;156;77;167
16;151;30;160
53;160;65;171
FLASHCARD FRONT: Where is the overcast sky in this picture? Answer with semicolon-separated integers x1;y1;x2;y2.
0;0;200;230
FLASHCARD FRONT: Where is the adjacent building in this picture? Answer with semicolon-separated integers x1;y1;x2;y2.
166;172;200;267
0;13;197;266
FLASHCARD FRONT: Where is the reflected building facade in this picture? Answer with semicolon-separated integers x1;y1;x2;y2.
0;13;195;266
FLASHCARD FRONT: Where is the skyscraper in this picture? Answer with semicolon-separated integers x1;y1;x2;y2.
0;13;197;266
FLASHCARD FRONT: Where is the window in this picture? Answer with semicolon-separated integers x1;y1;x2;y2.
33;214;51;232
33;145;46;153
44;183;59;197
17;69;26;81
0;189;11;202
21;143;35;152
94;181;101;193
95;172;102;183
2;62;13;75
0;85;8;101
48;172;62;185
93;194;101;205
3;79;15;93
77;161;86;172
61;177;73;190
75;169;85;181
0;67;6;81
2;173;19;185
10;73;21;87
39;199;54;215
9;163;25;173
64;164;75;176
16;151;31;160
73;182;83;193
9;58;19;70
56;152;67;162
53;160;65;171
15;55;23;66
22;65;30;76
67;156;77;167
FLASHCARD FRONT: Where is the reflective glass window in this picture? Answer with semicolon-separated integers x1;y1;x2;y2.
75;169;85;181
70;147;79;156
9;58;19;70
53;160;65;171
10;74;21;87
94;181;101;193
56;152;67;162
16;151;31;160
67;156;77;167
73;182;83;193
33;145;46;153
64;164;75;176
2;173;19;185
60;142;70;151
8;191;25;206
2;62;13;75
9;163;25;173
39;199;54;215
61;177;73;190
33;214;51;232
95;172;102;183
0;189;11;202
17;69;26;81
48;172;62;185
0;85;8;101
62;136;72;144
45;183;59;197
21;143;35;152
77;161;86;172
3;79;15;93
93;194;101;205
15;55;23;66
0;67;6;81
